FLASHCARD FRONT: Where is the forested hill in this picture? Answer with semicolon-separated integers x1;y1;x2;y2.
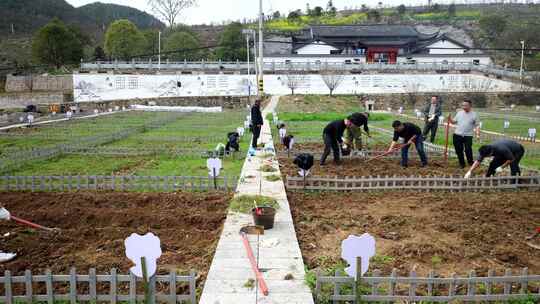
0;0;164;36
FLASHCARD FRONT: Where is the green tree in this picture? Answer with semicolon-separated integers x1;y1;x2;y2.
164;31;200;60
141;29;160;55
397;4;406;15
447;3;456;17
31;18;83;68
479;15;507;40
367;10;381;22
272;11;281;19
104;19;145;60
215;22;246;61
288;10;302;21
313;6;324;17
326;0;337;16
93;46;106;60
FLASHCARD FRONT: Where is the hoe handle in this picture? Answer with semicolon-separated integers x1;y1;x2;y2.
241;233;269;296
10;215;56;232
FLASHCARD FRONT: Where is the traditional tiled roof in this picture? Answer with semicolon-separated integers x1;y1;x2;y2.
298;25;439;40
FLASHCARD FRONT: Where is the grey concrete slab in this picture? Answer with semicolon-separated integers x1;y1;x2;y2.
200;96;314;304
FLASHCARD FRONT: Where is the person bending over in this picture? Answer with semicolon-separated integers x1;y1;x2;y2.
320;113;365;166
388;120;427;168
465;139;525;178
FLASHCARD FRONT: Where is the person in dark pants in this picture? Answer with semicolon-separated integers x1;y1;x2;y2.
448;99;480;168
388;121;427;167
320;113;366;165
250;98;263;149
465;140;525;178
422;96;442;143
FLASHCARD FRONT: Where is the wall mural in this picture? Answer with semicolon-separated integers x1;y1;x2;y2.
73;74;522;102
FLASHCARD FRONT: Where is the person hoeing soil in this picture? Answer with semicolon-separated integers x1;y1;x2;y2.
465;139;525;178
320;113;368;166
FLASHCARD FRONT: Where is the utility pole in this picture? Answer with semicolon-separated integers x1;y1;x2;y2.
242;29;254;100
519;40;525;87
258;0;264;96
158;31;162;70
253;31;258;82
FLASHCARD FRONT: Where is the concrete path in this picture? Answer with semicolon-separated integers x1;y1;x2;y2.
200;96;314;304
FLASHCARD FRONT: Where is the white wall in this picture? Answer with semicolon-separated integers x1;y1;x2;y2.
295;43;340;55
73;73;522;102
264;56;365;64
426;40;466;55
396;55;492;65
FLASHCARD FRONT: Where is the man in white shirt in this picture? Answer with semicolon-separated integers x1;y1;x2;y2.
448;99;480;168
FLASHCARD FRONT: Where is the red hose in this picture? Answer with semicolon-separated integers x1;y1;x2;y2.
241;232;269;296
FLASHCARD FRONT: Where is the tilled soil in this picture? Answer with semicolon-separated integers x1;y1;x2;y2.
279;156;478;178
289;191;540;276
0;191;231;282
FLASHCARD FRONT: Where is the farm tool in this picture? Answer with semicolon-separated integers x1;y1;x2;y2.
365;142;412;163
0;207;59;233
239;225;269;296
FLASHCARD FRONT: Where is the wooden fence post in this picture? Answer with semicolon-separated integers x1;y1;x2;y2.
45;269;53;304
189;270;197;304
69;267;77;304
25;269;33;303
5;270;12;304
89;268;97;303
110;268;117;304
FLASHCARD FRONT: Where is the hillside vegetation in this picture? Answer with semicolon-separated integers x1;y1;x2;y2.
0;0;163;36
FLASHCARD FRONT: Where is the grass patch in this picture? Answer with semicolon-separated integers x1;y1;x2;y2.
243;278;255;289
229;195;279;213
260;164;277;172
265;174;281;182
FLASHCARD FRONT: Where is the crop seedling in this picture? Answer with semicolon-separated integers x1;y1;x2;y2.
260;164;277;172
229;195;279;213
265;174;281;182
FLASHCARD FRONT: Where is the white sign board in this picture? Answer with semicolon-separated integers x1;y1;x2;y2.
207;158;222;177
298;168;310;177
529;128;537;138
504;120;510;129
237;127;245;137
94;109;99;114
124;233;162;279
341;233;376;278
27;114;34;124
279;128;287;140
66;111;73;119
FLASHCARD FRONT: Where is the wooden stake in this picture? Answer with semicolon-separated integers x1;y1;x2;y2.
140;257;151;304
444;114;451;164
356;256;362;304
213;168;217;190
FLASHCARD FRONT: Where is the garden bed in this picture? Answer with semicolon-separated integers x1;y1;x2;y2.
289;191;540;276
0;191;231;285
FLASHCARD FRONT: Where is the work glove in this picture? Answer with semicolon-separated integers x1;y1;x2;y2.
0;207;10;221
464;171;472;179
496;167;503;173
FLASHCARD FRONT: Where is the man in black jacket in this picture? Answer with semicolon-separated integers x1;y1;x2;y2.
465;139;525;178
388;120;428;167
320;113;367;165
250;98;264;149
422;96;442;143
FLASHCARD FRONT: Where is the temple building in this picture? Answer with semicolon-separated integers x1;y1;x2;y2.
264;25;491;65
